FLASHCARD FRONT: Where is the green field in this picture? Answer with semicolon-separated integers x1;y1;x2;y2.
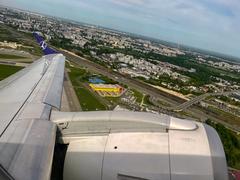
206;120;240;169
67;65;107;111
0;53;26;59
0;64;23;81
206;106;240;127
0;24;43;56
131;89;143;104
143;95;154;106
74;86;106;111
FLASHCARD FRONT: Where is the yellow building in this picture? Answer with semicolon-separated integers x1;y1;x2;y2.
89;84;123;93
89;84;125;97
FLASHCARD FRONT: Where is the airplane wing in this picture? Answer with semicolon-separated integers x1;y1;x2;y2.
0;32;229;180
0;33;65;180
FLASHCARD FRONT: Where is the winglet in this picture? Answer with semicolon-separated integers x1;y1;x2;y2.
33;32;58;55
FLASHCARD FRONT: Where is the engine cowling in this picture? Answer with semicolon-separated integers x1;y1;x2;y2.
51;111;228;180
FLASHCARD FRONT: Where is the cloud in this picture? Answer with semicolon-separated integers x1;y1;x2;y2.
110;0;149;7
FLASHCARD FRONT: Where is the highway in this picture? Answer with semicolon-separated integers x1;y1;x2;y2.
170;90;240;112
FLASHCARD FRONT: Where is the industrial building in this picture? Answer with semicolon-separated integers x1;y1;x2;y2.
89;83;125;97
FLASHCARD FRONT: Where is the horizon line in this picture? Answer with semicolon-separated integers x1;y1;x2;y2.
1;4;240;61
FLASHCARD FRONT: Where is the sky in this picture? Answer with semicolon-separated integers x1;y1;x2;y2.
1;0;240;58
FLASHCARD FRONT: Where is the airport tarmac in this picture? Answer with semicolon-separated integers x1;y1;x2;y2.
61;70;82;111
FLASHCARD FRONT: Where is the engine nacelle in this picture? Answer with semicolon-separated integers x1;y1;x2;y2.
51;111;228;180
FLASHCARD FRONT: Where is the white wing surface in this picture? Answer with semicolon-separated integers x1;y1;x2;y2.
0;53;65;180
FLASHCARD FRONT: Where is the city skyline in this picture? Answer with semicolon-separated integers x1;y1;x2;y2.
1;0;240;58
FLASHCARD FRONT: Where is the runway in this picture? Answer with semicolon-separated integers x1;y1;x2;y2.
61;70;82;112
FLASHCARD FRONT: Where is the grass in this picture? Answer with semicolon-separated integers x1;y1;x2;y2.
0;64;23;81
206;119;240;169
207;106;240;127
131;89;144;104
0;53;26;59
67;65;107;111
74;86;106;111
157;99;172;107
217;95;240;107
143;95;154;106
0;24;43;56
105;96;120;104
99;75;118;84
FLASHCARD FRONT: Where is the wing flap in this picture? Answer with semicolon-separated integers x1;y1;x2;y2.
43;55;65;109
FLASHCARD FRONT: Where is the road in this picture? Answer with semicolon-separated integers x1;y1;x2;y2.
61;86;71;112
171;90;240;112
62;70;82;111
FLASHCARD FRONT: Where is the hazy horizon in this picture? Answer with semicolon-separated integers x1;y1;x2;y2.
1;0;240;59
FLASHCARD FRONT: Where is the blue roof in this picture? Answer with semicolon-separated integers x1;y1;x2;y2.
89;77;105;84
